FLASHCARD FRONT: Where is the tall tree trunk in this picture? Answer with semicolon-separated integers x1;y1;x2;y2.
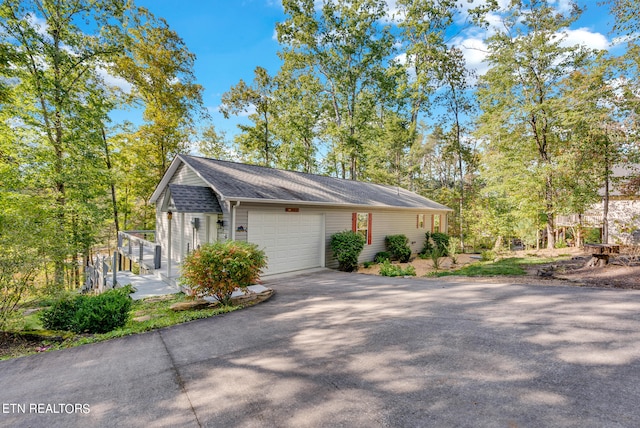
102;128;120;235
603;151;610;244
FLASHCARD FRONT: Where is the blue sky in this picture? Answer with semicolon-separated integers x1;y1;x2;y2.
129;0;622;141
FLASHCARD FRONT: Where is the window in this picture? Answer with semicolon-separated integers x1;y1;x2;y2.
417;214;425;229
352;212;372;245
433;214;441;233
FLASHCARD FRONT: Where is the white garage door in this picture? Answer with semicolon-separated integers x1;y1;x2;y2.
248;212;324;275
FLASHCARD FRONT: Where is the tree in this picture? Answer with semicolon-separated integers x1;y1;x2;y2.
608;0;640;40
220;66;278;167
0;0;127;287
395;0;456;127
111;6;205;228
196;124;234;161
558;54;633;244
277;0;394;180
475;0;592;249
434;46;477;249
272;67;324;173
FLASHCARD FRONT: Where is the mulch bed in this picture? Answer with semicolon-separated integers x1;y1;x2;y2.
0;331;62;359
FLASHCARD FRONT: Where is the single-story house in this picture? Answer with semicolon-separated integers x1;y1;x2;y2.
149;155;452;275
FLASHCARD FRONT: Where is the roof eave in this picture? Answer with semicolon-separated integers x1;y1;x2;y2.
226;197;453;211
149;156;184;204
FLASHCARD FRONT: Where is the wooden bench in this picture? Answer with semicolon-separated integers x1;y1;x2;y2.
584;244;620;267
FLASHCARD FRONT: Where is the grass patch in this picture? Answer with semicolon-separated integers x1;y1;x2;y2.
430;256;564;277
1;293;241;360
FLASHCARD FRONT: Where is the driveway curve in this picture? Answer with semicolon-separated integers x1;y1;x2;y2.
1;270;640;427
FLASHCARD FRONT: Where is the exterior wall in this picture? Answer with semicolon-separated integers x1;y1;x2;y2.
607;199;640;245
154;162;451;269
155;163;227;264
232;202;449;269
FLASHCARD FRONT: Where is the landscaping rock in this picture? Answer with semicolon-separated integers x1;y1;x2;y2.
230;288;274;306
170;299;216;311
537;266;555;277
133;315;151;322
143;295;175;303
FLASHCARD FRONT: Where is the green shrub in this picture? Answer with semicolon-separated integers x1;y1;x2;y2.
385;234;412;262
72;288;132;333
180;241;267;305
421;232;450;256
330;230;366;272
379;260;416;277
39;294;84;332
39;287;132;334
430;247;444;270
554;239;568;249
584;228;602;244
374;251;391;263
481;250;496;262
447;237;460;264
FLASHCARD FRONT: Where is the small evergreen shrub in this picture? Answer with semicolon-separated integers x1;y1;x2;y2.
330;230;366;272
379;260;416;277
180;241;267;305
39;294;84;332
374;251;391;263
72;288;132;333
421;232;450;256
385;234;412;262
40;287;132;334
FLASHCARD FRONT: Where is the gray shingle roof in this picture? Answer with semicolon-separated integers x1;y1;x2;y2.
180;155;451;210
168;184;222;213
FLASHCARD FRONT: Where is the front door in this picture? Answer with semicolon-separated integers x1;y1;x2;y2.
207;215;218;243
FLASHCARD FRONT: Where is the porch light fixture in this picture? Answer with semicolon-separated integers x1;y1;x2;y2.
167;210;173;220
217;219;224;228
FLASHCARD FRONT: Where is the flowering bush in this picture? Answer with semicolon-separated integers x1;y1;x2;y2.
180;241;267;305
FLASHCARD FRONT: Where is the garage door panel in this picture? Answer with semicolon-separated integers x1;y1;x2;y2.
248;212;323;275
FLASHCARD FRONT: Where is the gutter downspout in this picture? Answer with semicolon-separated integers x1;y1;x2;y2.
231;201;240;241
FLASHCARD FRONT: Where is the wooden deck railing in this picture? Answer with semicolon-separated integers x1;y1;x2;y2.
117;230;161;270
81;253;116;293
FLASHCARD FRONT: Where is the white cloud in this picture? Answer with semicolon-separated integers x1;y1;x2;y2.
25;13;48;37
559;28;609;51
452;36;490;76
549;0;574;14
96;66;133;94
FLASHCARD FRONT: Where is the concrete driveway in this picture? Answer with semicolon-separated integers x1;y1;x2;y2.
1;270;640;427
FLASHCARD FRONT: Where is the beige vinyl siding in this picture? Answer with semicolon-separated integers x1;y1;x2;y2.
231;203;448;270
155;165;227;263
232;206;249;242
171;163;208;186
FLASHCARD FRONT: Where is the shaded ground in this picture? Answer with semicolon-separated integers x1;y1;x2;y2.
359;253;479;276
2;270;640;427
0;331;61;359
361;247;640;290
527;249;640;290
